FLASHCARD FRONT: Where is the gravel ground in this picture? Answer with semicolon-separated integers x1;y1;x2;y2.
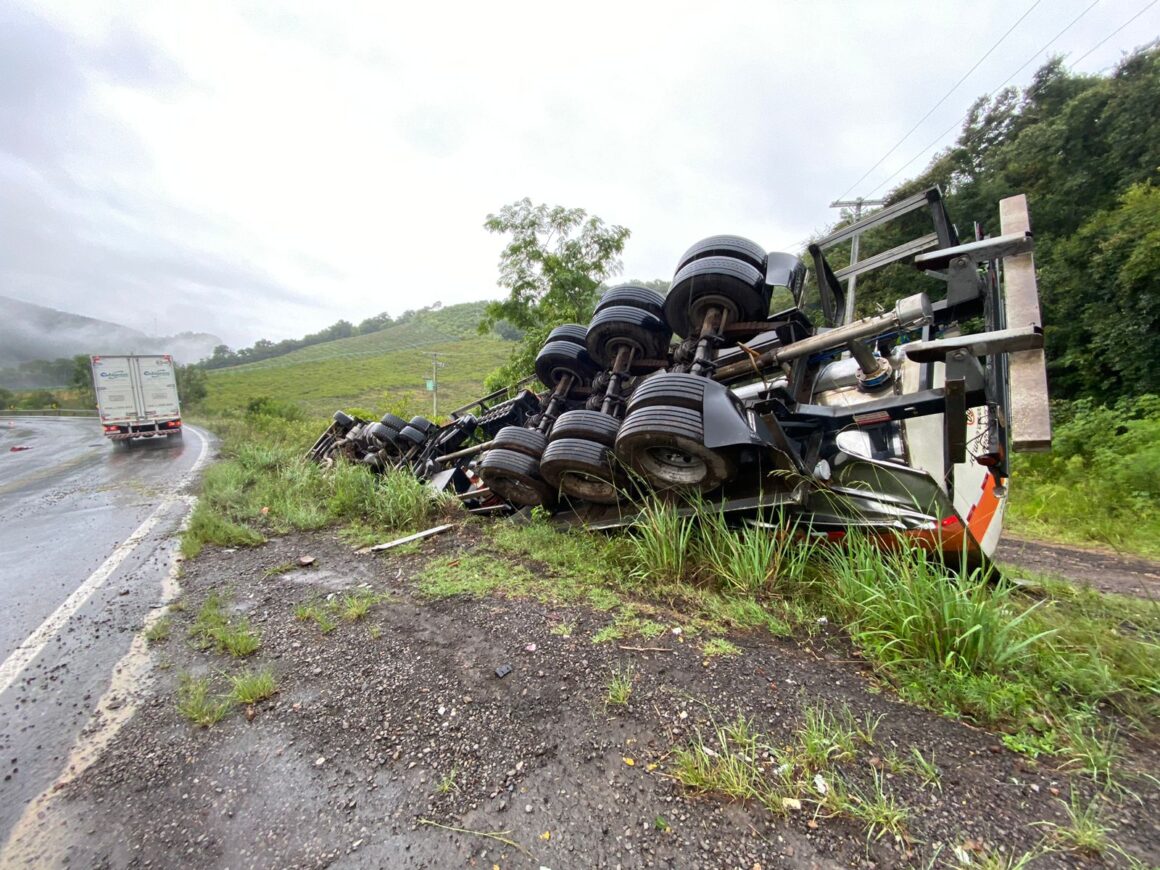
7;528;1159;869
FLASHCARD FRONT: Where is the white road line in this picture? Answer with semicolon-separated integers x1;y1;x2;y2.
0;426;210;698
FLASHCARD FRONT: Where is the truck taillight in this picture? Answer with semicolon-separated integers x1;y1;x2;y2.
165;420;182;428
103;425;119;433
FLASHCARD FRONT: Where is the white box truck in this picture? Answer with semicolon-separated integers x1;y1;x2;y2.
90;354;183;442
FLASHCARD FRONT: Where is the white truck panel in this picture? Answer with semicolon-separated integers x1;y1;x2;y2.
91;354;182;439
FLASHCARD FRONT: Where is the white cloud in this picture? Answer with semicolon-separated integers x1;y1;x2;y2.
3;0;1155;350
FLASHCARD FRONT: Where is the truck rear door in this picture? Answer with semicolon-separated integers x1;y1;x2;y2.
134;357;181;420
91;356;139;424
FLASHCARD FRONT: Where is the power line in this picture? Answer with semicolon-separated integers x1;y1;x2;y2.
834;0;1044;202
1070;0;1158;67
863;0;1103;198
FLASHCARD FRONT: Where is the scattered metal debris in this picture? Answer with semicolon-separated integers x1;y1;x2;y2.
356;523;456;555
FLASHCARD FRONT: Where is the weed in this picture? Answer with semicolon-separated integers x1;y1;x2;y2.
145;616;171;645
229;668;277;704
215;621;261;657
550;621;576;638
606;664;635;707
168;599;186;613
700;637;741;658
436;766;459;795
908;747;941;790
340;589;378;621
264;562;297;577
653;815;670;832
795;704;858;771
697;513;812;595
293;601;314;621
841;770;909;842
671;717;765;801
368;624;383;639
821;534;1054;675
1041;791;1111;855
1062;723;1122;788
177;675;231;727
626;497;697;583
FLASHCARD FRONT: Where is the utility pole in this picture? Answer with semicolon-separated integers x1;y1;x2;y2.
425;352;445;418
829;197;884;323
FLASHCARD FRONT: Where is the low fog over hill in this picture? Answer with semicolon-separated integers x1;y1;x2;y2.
0;296;221;369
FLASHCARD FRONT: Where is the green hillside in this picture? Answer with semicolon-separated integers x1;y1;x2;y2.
203;302;513;420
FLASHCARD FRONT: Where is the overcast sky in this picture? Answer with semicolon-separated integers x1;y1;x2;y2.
2;0;1156;349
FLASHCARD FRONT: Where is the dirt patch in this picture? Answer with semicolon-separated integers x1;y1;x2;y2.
10;529;1159;869
996;536;1160;599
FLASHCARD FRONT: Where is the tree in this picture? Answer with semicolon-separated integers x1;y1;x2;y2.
175;364;208;407
480;199;630;389
0;387;13;408
72;355;95;407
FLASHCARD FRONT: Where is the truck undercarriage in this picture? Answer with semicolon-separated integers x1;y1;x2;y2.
307;190;1052;562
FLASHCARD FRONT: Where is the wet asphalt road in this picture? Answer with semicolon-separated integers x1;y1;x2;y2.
0;417;209;845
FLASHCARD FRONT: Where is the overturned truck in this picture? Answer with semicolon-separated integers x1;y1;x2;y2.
308;190;1052;563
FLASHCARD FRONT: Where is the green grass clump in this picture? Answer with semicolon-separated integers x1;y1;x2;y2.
145;616;172;645
819;535;1054;675
605;663;634;707
626;498;697;583
189;593;261;657
229;668;277;704
700;637;741;658
177;675;231;727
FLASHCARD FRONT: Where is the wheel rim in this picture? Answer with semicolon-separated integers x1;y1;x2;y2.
558;470;619;503
638;444;708;486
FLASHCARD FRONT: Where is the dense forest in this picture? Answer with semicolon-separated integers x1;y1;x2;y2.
832;46;1158;403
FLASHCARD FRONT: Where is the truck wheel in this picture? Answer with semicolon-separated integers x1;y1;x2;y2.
379;413;407;432
546;323;588;347
615;404;735;492
333;410;356;432
624;372;707;413
366;422;400;450
539;438;623;504
408;416;435;435
548;410;620;447
594;284;666;317
584;305;672;368
664;256;768;339
492;426;548;459
675;234;767;273
479;448;553;507
535;340;597;389
397;425;427;447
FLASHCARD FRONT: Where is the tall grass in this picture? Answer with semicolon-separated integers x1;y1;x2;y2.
183;407;451;556
627;497;698;582
819;534;1054;674
1007;394;1160;557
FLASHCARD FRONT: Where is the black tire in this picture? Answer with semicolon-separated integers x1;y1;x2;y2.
535;340;597;388
492;425;548;459
408;416;435;435
398;425;427;447
366;422;399;449
616;404;735;492
625;372;707;414
675;235;767;273
539;438;623;505
546;323;588;347
664;256;769;339
479;448;554;507
594;284;666;317
333;410;355;431
584;305;672;368
548;410;621;447
379;413;407;432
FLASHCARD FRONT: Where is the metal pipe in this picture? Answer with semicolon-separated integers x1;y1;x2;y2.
435;439;495;465
847;339;878;376
600;346;634;415
712;293;932;382
690;306;725;376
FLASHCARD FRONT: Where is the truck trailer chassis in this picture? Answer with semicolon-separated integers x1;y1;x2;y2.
307;190;1051;562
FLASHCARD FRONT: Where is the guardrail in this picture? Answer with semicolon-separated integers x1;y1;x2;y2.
0;409;99;417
